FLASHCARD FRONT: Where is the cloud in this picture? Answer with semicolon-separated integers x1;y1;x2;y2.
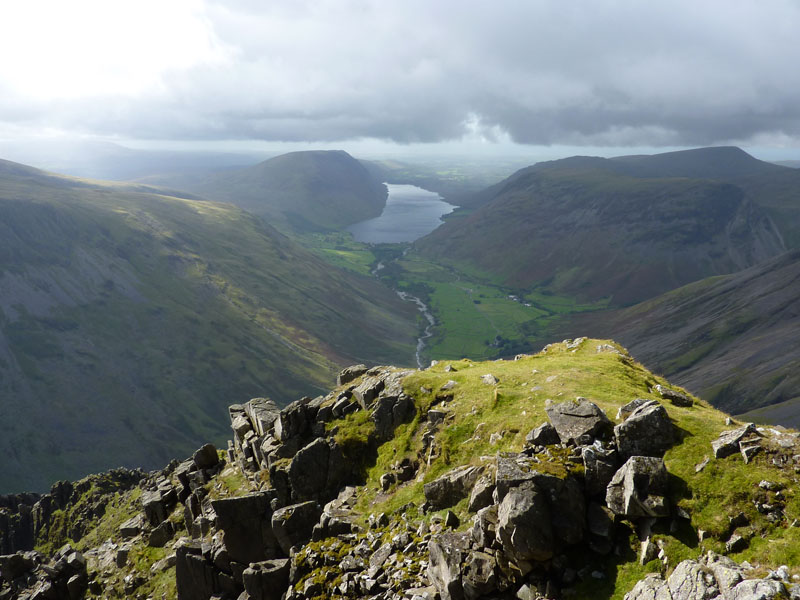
2;0;800;148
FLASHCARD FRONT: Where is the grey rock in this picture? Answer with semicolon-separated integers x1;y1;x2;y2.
606;456;669;518
428;532;470;600
617;398;649;421
712;423;758;459
141;490;168;526
496;480;554;563
729;579;786;600
624;574;673;600
245;397;281;436
192;443;219;471
545;398;612;444
726;534;749;553
525;422;560;446
242;559;291;600
582;443;619;497
271;501;322;555
211;492;280;564
706;552;744;595
462;551;497;600
467;474;495;513
288;437;349;502
471;505;498;548
667;560;715;600
175;543;218;600
273;398;312;443
615;401;675;459
372;393;416;440
337;364;368;386
654;384;693;407
148;519;175;548
352;376;385;409
587;501;615;540
424;465;484;510
119;514;144;538
481;374;499;385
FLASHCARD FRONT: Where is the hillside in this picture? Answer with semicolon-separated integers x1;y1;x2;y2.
564;250;800;425
416;151;785;305
191;150;387;233
0;160;416;493
2;339;799;600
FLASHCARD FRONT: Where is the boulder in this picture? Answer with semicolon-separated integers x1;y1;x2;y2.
271;501;322;554
582;443;619;497
545;398;612;444
141;490;168;526
606;456;669;518
467;474;495;513
654;385;693;407
624;574;673;600
667;559;716;600
371;393;416;440
481;374;499;385
175;543;219;600
274;398;313;443
712;424;758;459
245;397;281;436
352;376;385;409
211;492;280;564
337;364;368;386
729;579;786;600
192;443;219;471
496;480;554;563
289;438;330;501
147;520;175;548
615;401;675;459
428;532;471;600
525;422;560;446
495;453;541;500
462;551;497;600
617;398;649;421
424;465;484;510
471;505;498;548
242;559;291;600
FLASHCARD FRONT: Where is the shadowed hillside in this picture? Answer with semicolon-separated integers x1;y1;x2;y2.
0;159;416;492
192;150;388;232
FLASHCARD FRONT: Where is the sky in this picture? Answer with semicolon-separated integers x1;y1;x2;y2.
2;0;800;161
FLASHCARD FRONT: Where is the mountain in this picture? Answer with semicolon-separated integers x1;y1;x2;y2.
191;150;388;232
3;339;799;600
564;250;800;424
0;159;416;492
416;147;785;305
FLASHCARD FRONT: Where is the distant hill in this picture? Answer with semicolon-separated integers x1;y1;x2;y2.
416;147;786;305
0;159;415;492
564;250;800;424
773;160;800;168
193;150;388;232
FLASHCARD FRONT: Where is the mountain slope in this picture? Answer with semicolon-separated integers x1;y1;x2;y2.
0;160;416;492
563;250;800;423
3;339;799;600
192;150;387;232
416;151;785;305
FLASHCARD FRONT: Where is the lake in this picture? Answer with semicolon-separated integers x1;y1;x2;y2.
347;183;455;243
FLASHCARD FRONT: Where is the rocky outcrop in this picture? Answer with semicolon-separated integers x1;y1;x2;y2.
545;398;613;444
615;400;675;459
423;465;483;510
606;456;669;518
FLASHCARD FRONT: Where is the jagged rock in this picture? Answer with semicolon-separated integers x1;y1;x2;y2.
467;474;495;513
211;492;280;564
525;422;560;446
245;397;282;436
424;465;484;510
428;532;471;600
462;551;497;600
0;552;38;582
288;438;349;502
271;501;322;555
481;374;499;385
192;443;219;470
582;443;619;497
495;452;541;499
274;397;316;443
371;393;416;440
667;559;716;600
654;385;693;407
617;398;649;421
712;424;759;459
471;505;498;548
141;490;169;526
148;519;175;548
606;456;669;518
119;514;144;538
175;543;219;600
545;398;612;444
615;401;675;459
729;579;786;600
624;574;673;600
242;559;291;600
231;414;252;442
337;364;368;386
496;480;554;563
352;376;385;409
706;552;744;595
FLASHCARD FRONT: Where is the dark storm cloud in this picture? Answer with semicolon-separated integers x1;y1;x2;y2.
3;0;800;147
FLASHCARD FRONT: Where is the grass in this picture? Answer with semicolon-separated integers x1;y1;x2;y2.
318;338;800;599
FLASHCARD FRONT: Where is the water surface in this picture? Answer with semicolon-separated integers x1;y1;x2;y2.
347;183;454;243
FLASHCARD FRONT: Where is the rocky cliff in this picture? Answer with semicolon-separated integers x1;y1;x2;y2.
2;339;799;600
